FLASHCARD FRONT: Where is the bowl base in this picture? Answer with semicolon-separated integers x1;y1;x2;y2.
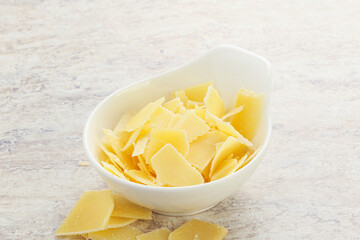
153;203;219;216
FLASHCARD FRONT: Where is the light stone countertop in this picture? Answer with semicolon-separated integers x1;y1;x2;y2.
1;1;359;239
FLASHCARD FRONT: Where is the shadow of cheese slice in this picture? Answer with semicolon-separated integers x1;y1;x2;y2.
111;194;152;220
136;228;171;240
174;110;210;143
204;85;226;117
151;144;204;187
126;97;165;132
168;219;228;240
55;190;114;236
87;226;143;240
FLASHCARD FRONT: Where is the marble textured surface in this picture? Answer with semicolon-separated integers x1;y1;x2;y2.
1;0;359;239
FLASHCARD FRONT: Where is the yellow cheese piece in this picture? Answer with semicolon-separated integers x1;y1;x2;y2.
174;89;189;106
167;114;182;128
204;85;226;117
231;88;265;140
205;111;253;147
87;226;143;240
194;106;206;120
148;106;175;129
136;228;171;240
122;129;141;152
175;110;210;142
126;97;165;132
168;219;228;240
182;82;213;102
137;155;155;177
125;170;157;186
235;153;249;171
103;129;126;155
187;100;203;109
102;161;128;180
114;111;134;133
211;158;237;181
112;194;152;220
100;142;125;170
186;131;228;172
163;98;181;113
176;105;187;114
238;146;262;170
151;144;204;187
221;106;244;121
144;128;189;164
210;136;247;177
132;127;151;157
106;217;137;229
55;190;114;236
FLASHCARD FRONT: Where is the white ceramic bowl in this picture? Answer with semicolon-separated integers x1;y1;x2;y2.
83;45;271;216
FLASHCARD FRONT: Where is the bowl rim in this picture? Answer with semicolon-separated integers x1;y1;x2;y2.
83;45;272;192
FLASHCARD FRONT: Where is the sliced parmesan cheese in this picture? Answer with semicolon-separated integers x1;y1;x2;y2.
122;129;141;152
204;85;226;117
125;170;157;186
221;106;244;121
211;158;237;181
168;219;228;240
102;161;128;180
144;128;189;164
148;106;174;129
186;131;228;172
210;136;247;177
231;89;265;140
132;127;151;157
112;194;152;220
238;146;262;170
103;129;126;156
235;153;249;171
114;111;134;133
106;217;137;229
167;114;182;128
163;98;181;113
55;190;114;236
136;228;171;240
175;110;210;142
182;82;213;102
151;144;204;187
174;89;189;106
87;226;142;240
126;97;165;132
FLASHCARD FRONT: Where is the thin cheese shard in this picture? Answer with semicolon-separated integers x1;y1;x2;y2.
221;106;244;121
235;153;249;171
151;144;204;187
114;111;134;133
87;226;143;240
136;228;171;240
125;170;157;186
182;82;213;102
237;146;262;170
204;85;226;117
102;161;128;180
168;114;182;128
103;129;126;156
137;155;155;177
168;219;228;240
175;110;210;142
144;128;189;164
163;98;181;113
211;158;237;181
210;136;247;177
205;111;253;147
126;97;165;132
55;190;114;236
148;106;175;129
186;131;228;172
112;194;152;220
174;90;189;106
100;142;125;170
106;217;137;229
132;127;151;157
231;89;265;140
122;129;141;152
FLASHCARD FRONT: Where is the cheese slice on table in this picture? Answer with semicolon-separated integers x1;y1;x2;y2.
87;226;143;240
151;144;204;187
114;111;134;133
163;97;182;113
181;82;213;102
112;194;152;220
211;158;237;181
204;85;226;117
231;88;265;140
144;128;189;164
186;131;228;172
55;190;114;236
175;110;210;142
148;106;175;129
126;97;165;132
136;228;171;240
210;136;247;177
168;219;228;240
106;217;137;229
125;170;157;186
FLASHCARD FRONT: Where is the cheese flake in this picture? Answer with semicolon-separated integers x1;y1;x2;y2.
204;85;226;117
175;110;210;142
211;158;238;181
